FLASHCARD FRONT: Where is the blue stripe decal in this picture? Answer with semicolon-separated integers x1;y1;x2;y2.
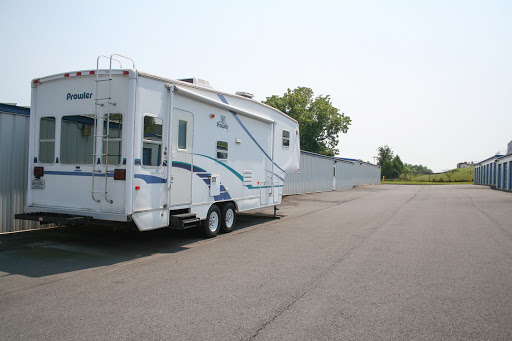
45;171;114;178
193;165;207;173
45;170;164;184
172;161;192;171
217;94;229;104
171;160;231;200
213;192;231;201
43;167;282;191
267;170;285;182
195;154;244;181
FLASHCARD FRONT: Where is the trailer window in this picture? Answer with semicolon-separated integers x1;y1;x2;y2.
282;130;290;147
178;120;187;150
102;113;123;165
143;116;162;166
39;117;55;163
217;141;228;160
61;115;95;164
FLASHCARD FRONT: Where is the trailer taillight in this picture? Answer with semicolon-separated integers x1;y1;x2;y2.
114;169;126;180
34;166;44;179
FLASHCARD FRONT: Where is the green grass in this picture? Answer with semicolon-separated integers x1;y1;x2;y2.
382;166;474;184
383;180;472;185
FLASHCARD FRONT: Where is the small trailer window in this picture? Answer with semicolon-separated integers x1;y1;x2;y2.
282;130;290;147
217;141;228;160
102;113;123;165
39;117;55;163
61;115;95;164
143;116;163;166
178;120;187;150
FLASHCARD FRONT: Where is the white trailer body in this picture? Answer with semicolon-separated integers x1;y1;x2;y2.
19;62;300;234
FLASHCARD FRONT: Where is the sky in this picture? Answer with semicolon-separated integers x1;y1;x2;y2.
1;0;511;172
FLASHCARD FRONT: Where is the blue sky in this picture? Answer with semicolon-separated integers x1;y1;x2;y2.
1;0;511;172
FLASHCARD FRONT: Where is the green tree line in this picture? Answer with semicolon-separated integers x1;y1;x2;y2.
377;145;433;179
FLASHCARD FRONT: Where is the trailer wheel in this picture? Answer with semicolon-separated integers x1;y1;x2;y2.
221;203;236;233
204;205;221;238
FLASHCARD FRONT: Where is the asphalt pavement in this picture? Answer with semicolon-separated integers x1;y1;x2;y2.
1;184;511;340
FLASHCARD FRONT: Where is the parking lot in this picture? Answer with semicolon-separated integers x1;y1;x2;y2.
1;185;511;340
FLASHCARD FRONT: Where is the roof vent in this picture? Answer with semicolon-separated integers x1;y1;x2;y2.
236;91;254;99
178;77;212;88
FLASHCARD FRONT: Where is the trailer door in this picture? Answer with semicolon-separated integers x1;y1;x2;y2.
170;109;194;206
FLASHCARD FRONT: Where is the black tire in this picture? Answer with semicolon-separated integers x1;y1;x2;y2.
221;203;236;233
204;205;221;238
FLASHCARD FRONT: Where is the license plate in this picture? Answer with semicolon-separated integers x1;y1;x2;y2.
32;179;45;189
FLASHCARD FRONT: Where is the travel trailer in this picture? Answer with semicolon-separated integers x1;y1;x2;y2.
16;55;300;237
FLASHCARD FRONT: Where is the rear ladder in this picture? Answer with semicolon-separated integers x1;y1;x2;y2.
91;54;135;203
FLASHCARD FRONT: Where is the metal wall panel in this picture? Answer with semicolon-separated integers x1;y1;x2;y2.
283;152;334;195
353;161;380;186
335;161;354;190
495;154;512;190
284;151;381;195
0;112;40;233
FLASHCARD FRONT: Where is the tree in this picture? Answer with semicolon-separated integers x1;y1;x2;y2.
377;145;393;165
404;163;433;175
391;155;404;178
264;87;351;156
377;145;394;179
377;145;404;179
402;165;411;180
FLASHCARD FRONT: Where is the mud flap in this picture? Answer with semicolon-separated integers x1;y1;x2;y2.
131;209;169;231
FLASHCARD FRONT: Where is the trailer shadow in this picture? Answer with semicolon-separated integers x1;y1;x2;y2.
0;216;270;279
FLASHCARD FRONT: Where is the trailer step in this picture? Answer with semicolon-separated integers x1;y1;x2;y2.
169;213;201;230
172;213;197;220
182;218;201;227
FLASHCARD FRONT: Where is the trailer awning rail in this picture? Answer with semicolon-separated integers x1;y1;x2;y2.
170;85;275;124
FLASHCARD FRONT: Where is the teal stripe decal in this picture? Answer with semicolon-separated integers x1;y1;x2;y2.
193;154;284;189
195;153;244;181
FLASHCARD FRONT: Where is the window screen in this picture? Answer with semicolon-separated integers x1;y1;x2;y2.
61;115;95;164
282;130;290;147
217;141;228;160
143;116;163;166
178;120;187;150
39;117;55;163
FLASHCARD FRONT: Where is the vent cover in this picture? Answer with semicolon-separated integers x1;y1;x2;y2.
235;91;254;99
178;77;211;88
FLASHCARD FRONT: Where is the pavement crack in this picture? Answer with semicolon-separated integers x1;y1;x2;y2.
466;193;512;239
248;289;309;341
